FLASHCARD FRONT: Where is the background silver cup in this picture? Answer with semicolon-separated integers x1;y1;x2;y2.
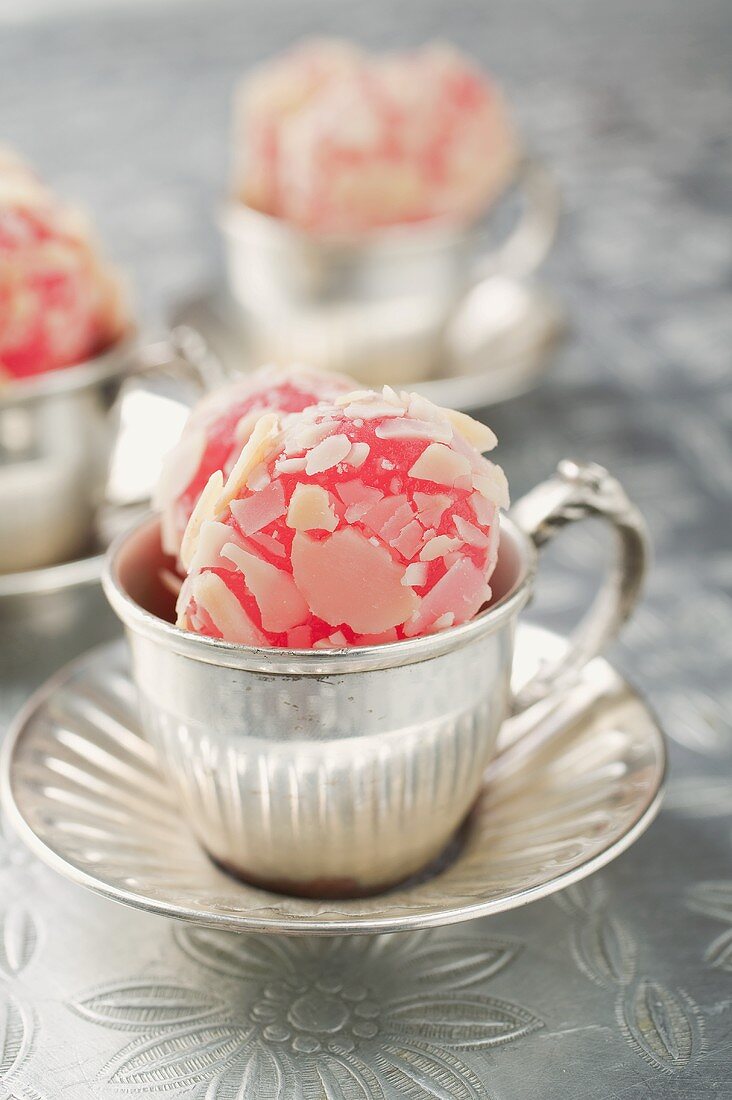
219;156;560;386
104;460;647;897
0;330;219;575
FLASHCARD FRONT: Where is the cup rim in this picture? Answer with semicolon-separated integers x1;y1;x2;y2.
103;513;536;675
0;329;139;409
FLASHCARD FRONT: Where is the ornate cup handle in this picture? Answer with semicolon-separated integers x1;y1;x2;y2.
473;155;561;282
509;459;649;715
135;324;229;394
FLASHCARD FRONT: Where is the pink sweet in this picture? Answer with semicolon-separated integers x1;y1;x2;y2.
0;150;127;381
175;388;508;648
156;364;356;561
233;40;519;234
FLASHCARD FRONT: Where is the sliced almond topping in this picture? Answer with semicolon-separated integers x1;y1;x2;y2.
221;542;309;633
344;400;404;420
454;514;490;548
470;491;493;526
390;519;424;559
403;557;490;638
402;561;428;587
408;443;472;486
335;480;384;507
444;409;498;452
305;433;352;475
413;492;452;527
234;409;263;445
472;463;510;509
375;418;452;442
216;413;280;514
344;441;370;467
419;535;463;561
286;483;338;532
276;455;308;474
313;631;349;649
291;529;419;634
431;612;455;631
286;420;334;454
189;519;243;573
188;571;267;645
180;469;224;570
229;479;286;535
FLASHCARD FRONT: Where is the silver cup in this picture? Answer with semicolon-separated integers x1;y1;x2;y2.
219;156;560;386
103;459;647;897
0;331;218;574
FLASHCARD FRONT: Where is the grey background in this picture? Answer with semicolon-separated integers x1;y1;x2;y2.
0;1;731;1097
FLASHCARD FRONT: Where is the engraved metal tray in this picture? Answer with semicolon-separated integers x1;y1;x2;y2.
1;624;665;936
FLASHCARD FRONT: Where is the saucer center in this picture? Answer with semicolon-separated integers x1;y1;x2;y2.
288;991;349;1034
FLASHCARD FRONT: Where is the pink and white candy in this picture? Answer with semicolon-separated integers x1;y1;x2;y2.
0;149;127;381
155;364;355;561
175;387;507;648
233;40;519;234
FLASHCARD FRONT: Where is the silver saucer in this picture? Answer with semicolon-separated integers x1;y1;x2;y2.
0;503;148;601
171;278;565;413
1;624;665;935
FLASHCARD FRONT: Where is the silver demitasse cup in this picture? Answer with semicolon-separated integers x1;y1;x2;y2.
219;157;560;386
0;331;218;574
103;460;647;897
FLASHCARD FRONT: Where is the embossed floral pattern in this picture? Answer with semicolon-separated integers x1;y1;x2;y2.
70;929;542;1098
0;908;42;1100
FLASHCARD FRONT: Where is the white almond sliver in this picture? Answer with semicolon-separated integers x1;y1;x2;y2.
305;433;352;475
375;418;452;442
221;542;309;633
431;612;455;631
444;409;498;452
344;401;405;420
188;571;266;645
188;519;243;573
473;464;510;509
286;483;338;532
402;562;428;587
454;514;490;548
408;443;472;486
180;469;224;570
217;413;280;513
419;535;463;561
344;441;370;467
276;456;308;474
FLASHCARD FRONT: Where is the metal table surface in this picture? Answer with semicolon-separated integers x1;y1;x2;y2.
0;1;730;1097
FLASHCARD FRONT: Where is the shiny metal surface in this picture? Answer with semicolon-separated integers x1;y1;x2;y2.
0;334;214;576
101;462;646;891
0;336;140;573
219;157;560;386
0;623;666;934
173;276;565;413
0;1;729;1096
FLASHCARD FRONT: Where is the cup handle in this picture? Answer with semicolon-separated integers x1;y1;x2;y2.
134;324;229;394
472;155;561;282
508;459;649;716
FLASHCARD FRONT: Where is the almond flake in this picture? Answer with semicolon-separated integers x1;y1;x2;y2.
420;535;463;561
305;433;352;474
186;571;266;645
217;413;280;514
180;470;224;570
408;443;471;486
454;514;490;548
276;456;308;474
344;401;405;419
413;492;452;527
344;441;370;467
189;519;244;573
230;479;286;535
286;483;338;532
375;418;452;442
472;464;510;509
444;409;498;452
221;542;309;632
401;561;428;587
291;528;419;633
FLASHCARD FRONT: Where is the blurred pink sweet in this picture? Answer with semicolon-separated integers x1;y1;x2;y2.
174;387;507;648
155;364;355;563
0;149;127;382
233;40;519;234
